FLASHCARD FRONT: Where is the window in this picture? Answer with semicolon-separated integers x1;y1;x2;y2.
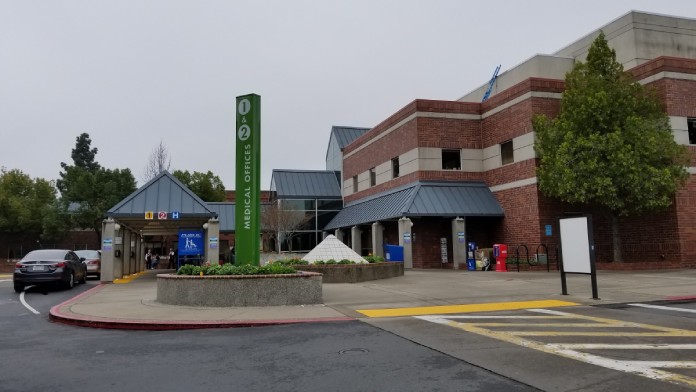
392;157;399;178
442;149;461;170
500;140;514;165
369;167;376;186
688;118;696;144
352;175;358;193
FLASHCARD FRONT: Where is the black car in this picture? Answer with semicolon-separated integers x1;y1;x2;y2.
13;249;88;293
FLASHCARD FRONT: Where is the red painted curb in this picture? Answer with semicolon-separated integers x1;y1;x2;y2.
664;295;696;301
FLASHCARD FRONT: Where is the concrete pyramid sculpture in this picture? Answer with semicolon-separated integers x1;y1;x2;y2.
302;235;368;264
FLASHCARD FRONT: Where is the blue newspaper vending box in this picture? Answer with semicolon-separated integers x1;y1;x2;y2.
466;242;476;271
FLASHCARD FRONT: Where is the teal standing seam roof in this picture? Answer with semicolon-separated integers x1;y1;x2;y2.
324;181;503;230
271;169;342;199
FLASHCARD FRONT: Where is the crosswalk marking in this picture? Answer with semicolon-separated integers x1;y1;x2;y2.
416;308;696;388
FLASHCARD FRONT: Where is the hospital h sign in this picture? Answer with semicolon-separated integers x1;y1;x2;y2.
235;94;261;265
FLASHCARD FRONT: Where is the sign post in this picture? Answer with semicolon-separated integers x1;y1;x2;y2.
559;215;599;299
235;94;261;265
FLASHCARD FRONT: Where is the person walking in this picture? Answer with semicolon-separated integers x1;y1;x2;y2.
168;248;176;269
145;250;152;269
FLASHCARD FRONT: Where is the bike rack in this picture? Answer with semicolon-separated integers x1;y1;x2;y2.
515;244;529;272
536;244;549;272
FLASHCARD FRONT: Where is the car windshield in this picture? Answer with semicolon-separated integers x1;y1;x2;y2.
22;250;67;261
75;250;100;259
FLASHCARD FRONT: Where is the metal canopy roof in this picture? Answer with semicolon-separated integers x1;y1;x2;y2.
324;181;504;230
271;169;342;199
206;203;235;232
331;126;370;149
107;171;216;235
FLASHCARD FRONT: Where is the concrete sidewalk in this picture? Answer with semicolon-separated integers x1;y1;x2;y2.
48;268;696;330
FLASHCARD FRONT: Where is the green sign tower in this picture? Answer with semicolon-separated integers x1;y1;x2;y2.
235;94;261;265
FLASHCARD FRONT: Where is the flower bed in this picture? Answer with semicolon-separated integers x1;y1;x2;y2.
156;271;323;307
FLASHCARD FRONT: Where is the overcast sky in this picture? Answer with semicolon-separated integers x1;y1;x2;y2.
2;1;696;191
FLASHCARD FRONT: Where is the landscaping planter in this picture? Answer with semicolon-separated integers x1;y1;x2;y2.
156;272;322;307
295;262;404;283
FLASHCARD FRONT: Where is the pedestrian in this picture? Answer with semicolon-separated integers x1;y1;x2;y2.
168;248;175;269
145;250;152;269
152;254;160;269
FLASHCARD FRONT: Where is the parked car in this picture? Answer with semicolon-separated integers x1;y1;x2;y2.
75;249;101;279
13;249;88;293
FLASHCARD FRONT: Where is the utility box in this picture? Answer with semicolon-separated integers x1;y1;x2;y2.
385;245;404;262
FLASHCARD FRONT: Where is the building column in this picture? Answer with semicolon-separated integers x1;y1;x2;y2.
100;218;116;283
122;230;132;276
205;218;220;265
335;228;344;243
398;217;413;268
351;226;362;255
113;223;123;279
452;217;466;270
135;235;143;272
371;222;384;258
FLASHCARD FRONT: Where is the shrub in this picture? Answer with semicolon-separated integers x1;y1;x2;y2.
365;255;385;263
338;259;353;264
176;263;296;276
270;258;309;266
325;259;337;265
314;260;325;265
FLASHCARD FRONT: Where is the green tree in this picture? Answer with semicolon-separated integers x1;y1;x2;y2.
173;170;226;202
0;168;57;241
58;134;137;242
533;31;689;262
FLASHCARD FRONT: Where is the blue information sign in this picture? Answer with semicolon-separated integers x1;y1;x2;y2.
545;224;553;236
178;229;204;256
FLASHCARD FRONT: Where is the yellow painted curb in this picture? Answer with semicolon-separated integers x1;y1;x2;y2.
0;274;11;279
357;299;579;318
114;272;145;284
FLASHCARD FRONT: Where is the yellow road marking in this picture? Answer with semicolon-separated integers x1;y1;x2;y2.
356;299;578;318
113;272;145;284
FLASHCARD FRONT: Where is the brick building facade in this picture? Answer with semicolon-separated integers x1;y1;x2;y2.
326;11;696;269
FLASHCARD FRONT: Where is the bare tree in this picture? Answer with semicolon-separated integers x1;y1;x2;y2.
142;140;172;182
261;202;310;253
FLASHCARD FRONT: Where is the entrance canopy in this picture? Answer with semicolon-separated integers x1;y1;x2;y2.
324;181;504;230
107;171;216;236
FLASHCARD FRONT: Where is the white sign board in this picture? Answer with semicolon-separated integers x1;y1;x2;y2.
559;217;591;274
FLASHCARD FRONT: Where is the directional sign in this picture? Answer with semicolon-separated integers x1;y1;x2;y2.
145;211;154;220
158;211;168;220
171;211;180;220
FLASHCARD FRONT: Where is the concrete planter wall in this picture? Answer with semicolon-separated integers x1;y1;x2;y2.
296;262;404;283
157;272;322;307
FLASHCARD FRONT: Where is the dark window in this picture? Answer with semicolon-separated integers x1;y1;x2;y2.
442;149;461;170
352;176;358;193
501;140;514;165
317;199;342;210
369;167;376;186
688;118;696;144
392;157;400;178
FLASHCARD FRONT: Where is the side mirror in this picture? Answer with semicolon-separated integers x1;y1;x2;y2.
79;257;86;262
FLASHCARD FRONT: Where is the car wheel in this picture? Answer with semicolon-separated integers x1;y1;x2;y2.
64;271;74;289
14;283;24;293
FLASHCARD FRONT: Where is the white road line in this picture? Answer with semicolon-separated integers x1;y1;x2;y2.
548;343;696;350
19;288;40;315
629;303;696;314
0;279;11;282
